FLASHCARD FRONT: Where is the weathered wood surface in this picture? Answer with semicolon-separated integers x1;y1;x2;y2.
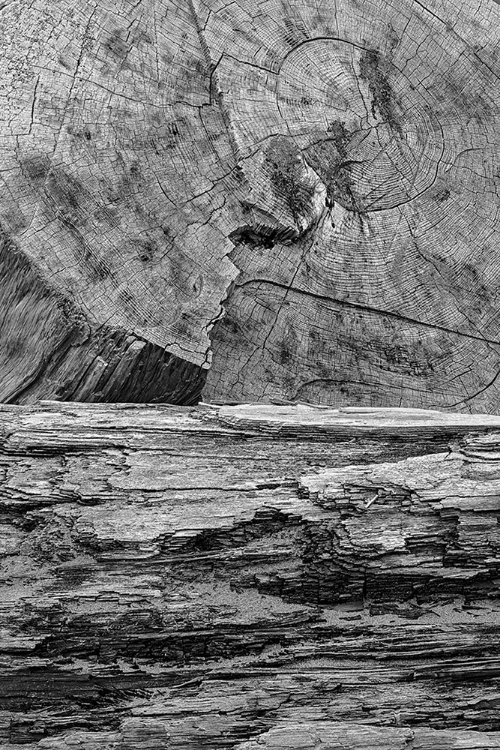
203;0;500;410
3;403;500;748
1;0;500;408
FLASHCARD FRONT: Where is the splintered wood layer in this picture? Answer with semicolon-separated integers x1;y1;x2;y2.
0;234;206;405
2;403;500;748
0;0;239;391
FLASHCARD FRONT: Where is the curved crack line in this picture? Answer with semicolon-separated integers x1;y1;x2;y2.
292;378;453;402
404;216;497;351
447;367;500;409
235;277;500;348
228;214;329;392
278;36;385;73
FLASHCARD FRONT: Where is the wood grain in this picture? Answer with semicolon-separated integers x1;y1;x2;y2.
201;0;500;410
3;403;500;747
0;0;237;403
1;0;499;406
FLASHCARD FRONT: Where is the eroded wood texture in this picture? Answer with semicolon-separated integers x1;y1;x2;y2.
1;0;500;408
3;403;500;748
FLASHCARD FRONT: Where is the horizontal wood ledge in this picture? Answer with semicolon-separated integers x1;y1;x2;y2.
2;403;500;748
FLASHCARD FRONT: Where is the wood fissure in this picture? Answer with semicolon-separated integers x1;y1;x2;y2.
2;404;500;747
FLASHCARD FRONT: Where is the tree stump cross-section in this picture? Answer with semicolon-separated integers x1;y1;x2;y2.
1;0;500;407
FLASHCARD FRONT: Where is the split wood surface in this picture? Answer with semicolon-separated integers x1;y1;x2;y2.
1;0;500;408
2;403;500;748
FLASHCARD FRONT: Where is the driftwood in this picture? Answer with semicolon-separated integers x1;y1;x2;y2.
1;0;500;408
2;403;500;748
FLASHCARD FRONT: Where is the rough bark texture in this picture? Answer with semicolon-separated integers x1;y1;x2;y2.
1;0;500;408
3;402;500;748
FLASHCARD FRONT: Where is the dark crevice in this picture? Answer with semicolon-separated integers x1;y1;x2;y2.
359;48;402;134
228;222;303;249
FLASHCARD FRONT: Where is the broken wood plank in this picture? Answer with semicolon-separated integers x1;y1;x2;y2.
2;404;500;748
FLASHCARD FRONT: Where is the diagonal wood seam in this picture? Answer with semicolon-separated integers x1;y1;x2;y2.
186;0;246;169
184;0;252;371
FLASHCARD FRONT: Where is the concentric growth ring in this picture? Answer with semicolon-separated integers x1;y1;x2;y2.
276;38;444;213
